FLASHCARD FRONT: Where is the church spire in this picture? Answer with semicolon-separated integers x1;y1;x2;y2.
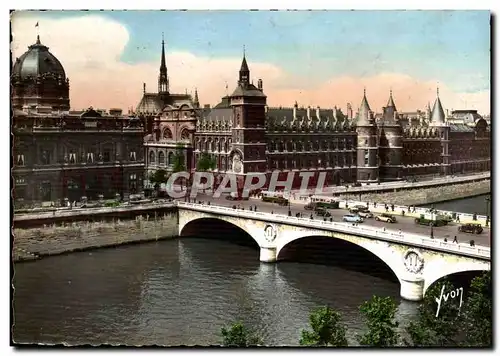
158;33;169;94
193;88;200;108
238;46;250;86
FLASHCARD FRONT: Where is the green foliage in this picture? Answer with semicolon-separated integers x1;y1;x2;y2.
299;306;348;347
197;152;217;171
461;272;492;347
358;296;400;347
172;143;186;173
404;280;462;347
220;321;262;347
149;169;169;191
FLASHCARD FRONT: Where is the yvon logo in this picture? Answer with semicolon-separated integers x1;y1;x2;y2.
435;285;464;318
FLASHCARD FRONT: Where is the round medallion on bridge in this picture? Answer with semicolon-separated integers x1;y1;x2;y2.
264;224;277;243
403;249;424;274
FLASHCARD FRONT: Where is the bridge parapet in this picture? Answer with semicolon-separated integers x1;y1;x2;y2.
176;202;490;260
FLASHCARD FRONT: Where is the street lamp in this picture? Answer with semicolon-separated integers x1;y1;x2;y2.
430;204;435;239
485;196;491;227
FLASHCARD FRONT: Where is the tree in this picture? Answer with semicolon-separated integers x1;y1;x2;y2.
148;169;169;196
358;295;399;347
220;321;262;347
196;152;216;171
300;306;348;347
404;280;462;347
461;271;492;347
172;143;187;191
172;143;186;173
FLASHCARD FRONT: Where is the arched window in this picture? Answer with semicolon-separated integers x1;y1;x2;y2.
149;151;156;164
168;152;174;166
180;128;190;140
163;128;173;140
158;151;165;165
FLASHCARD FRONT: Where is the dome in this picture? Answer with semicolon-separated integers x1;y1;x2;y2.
12;35;66;80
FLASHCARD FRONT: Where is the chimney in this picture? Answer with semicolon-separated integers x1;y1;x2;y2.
257;79;263;91
316;106;321;119
307;106;311;120
143;83;146;94
293;101;298;120
204;104;211;109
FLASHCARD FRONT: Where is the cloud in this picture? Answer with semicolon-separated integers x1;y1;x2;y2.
11;13;490;115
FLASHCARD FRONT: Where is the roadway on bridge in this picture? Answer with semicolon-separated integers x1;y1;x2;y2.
181;194;491;248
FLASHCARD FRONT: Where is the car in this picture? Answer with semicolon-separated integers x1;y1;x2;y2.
342;214;363;223
357;210;373;218
349;205;369;214
315;208;331;217
458;223;483;234
304;202;317;210
375;213;397;223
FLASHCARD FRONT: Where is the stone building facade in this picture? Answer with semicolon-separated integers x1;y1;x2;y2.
139;42;490;189
12;36;145;206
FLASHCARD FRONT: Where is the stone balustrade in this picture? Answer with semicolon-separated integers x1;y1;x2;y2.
176;201;490;260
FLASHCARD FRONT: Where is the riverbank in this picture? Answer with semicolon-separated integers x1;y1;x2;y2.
12;212;178;262
349;180;490;206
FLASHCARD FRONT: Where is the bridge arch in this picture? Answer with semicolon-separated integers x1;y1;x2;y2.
276;230;405;283
178;213;267;248
423;260;490;295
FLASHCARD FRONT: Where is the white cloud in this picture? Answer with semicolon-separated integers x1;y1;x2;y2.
11;13;491;115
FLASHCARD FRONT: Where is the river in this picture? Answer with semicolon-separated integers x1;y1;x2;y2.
12;195;486;346
420;194;491;215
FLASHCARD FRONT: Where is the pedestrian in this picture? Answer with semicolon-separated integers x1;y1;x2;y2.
391;204;395;212
453;236;458;243
444;237;447;242
271;210;274;214
398;229;402;235
456;215;460;223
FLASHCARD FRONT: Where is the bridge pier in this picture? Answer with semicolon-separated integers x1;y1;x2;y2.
259;247;277;263
400;275;424;301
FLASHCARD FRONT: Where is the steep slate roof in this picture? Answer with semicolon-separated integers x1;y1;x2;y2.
230;83;266;97
449;123;474;132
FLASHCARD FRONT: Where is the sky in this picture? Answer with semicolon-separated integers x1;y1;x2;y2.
10;10;491;114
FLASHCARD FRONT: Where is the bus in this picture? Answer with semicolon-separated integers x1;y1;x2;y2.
261;191;289;205
309;195;340;209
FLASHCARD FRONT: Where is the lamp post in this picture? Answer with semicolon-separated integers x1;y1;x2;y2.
430;204;435;239
485;196;491;227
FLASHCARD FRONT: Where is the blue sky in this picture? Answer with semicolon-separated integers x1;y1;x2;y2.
11;10;491;113
29;10;490;92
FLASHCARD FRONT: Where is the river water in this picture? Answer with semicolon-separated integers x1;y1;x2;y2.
12;195;486;346
421;194;491;215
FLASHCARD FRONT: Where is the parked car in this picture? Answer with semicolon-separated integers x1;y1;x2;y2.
375;213;397;223
458;223;483;234
315;208;331;217
342;214;363;223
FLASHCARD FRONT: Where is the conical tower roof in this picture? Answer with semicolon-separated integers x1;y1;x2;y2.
386;90;396;111
357;89;374;126
431;89;445;125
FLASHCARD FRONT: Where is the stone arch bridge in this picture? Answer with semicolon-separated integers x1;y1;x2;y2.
177;202;490;301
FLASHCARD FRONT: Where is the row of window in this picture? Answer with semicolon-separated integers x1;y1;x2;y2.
14;151;138;166
268;138;355;152
148;151;179;166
